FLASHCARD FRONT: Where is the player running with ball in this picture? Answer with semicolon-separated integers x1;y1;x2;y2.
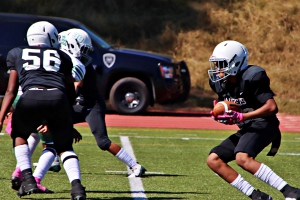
207;40;300;200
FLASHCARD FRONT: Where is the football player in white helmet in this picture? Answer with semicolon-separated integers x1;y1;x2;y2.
1;21;86;199
7;21;86;199
207;40;300;200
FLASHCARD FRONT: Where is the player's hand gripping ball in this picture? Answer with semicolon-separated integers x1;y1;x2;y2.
210;100;244;125
212;100;241;117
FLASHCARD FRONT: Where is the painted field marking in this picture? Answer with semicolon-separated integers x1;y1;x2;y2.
81;133;300;143
278;153;300;156
105;170;164;175
120;136;147;199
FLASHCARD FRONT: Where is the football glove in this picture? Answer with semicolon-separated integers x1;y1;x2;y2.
213;100;217;106
215;110;244;125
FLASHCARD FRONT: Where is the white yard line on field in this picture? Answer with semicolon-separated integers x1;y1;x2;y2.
105;170;164;175
120;136;147;199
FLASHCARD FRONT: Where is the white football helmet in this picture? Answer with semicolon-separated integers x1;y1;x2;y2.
208;40;249;82
59;28;93;66
26;21;59;48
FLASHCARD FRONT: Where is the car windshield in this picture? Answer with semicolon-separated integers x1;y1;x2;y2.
78;24;111;49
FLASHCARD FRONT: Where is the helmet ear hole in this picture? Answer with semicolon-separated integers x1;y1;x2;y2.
235;62;240;67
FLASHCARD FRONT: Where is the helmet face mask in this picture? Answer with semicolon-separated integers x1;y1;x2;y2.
208;59;229;82
26;21;59;48
59;29;93;66
208;40;248;82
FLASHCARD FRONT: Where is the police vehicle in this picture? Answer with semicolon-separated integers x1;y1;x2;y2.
0;13;190;114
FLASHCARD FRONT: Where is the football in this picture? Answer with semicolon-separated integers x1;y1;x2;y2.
212;100;241;117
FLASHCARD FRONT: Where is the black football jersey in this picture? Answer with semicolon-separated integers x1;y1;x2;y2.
6;46;73;92
75;64;100;105
209;65;278;122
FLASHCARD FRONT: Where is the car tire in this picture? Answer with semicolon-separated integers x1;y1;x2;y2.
109;77;150;114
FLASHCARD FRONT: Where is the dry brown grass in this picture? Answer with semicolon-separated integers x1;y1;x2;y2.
172;0;300;115
1;0;300;114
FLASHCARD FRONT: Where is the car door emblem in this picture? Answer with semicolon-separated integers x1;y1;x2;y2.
103;53;116;68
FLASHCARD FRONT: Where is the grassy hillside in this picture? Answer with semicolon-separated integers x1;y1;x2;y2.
1;0;299;114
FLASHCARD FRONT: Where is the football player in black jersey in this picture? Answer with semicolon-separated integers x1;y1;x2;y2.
0;21;86;200
60;28;147;177
8;36;86;194
206;40;300;200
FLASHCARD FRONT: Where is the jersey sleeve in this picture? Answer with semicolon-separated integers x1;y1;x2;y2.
6;48;19;71
252;71;275;104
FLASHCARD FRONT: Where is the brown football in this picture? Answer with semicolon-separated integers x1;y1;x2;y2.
212;100;241;117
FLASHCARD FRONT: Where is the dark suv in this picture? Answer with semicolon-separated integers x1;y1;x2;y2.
0;13;190;114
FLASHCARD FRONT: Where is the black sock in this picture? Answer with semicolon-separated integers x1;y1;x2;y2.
281;184;293;196
249;189;256;198
71;179;81;186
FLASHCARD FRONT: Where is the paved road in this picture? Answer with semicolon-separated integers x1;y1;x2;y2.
76;111;300;133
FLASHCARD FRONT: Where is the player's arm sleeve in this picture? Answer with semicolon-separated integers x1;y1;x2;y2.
71;55;86;82
252;71;275;104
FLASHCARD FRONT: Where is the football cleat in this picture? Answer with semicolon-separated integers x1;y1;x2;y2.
71;183;86;200
36;183;54;193
16;175;39;197
10;176;22;191
128;163;147;178
35;177;54;193
283;186;300;200
251;189;273;200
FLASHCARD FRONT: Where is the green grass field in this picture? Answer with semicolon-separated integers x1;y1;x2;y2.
1;126;300;199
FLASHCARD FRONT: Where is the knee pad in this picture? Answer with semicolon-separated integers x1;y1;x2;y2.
97;139;111;151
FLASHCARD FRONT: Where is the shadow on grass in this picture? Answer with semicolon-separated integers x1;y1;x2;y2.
36;189;208;200
86;190;208;199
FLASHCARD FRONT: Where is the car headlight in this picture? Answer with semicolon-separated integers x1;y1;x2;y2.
159;64;174;79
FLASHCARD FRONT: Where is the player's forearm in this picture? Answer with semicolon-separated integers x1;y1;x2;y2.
0;92;15;123
243;99;278;121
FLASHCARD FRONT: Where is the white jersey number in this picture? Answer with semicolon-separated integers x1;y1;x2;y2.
22;49;61;72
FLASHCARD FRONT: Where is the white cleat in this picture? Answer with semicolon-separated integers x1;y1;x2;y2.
128;164;146;177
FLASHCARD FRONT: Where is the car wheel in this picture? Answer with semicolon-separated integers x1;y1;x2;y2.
109;77;150;114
